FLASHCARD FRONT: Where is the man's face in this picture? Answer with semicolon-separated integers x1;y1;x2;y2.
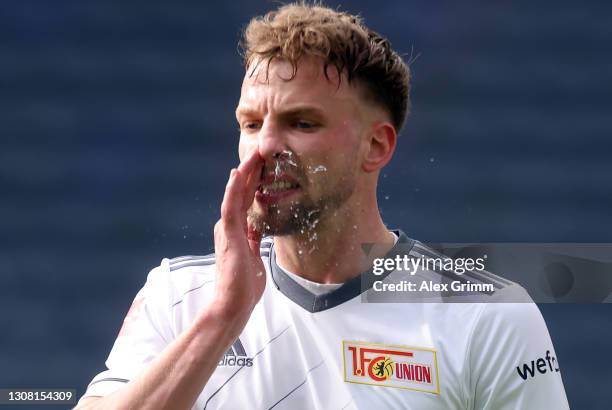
236;57;367;237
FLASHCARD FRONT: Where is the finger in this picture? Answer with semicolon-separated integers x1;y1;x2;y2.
220;150;263;229
243;160;263;212
220;168;243;228
237;148;262;177
238;149;264;212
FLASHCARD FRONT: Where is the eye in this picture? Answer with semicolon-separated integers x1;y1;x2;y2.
294;120;318;130
241;121;261;131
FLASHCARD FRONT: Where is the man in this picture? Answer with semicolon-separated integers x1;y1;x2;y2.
77;3;569;409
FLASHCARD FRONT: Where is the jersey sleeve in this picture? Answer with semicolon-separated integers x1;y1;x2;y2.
79;262;174;401
467;301;570;410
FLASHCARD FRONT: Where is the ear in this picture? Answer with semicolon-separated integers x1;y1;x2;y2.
362;122;397;172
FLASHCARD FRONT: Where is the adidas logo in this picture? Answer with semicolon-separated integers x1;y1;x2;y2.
218;338;253;367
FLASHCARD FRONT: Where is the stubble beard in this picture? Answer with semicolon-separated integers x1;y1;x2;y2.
248;173;356;238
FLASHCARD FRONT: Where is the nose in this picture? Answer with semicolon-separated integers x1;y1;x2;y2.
257;121;288;163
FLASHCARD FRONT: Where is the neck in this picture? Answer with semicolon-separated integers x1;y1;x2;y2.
273;195;396;284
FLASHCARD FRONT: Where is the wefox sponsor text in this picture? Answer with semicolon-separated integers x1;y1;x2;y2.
516;350;560;380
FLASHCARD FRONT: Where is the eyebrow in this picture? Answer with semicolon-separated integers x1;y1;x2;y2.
235;105;327;121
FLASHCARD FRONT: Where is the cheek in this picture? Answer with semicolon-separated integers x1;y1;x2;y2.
334;120;361;150
321;124;361;164
309;123;356;154
302;136;358;185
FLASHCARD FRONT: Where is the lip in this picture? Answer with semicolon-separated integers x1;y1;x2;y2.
256;173;301;205
255;185;301;204
260;172;300;186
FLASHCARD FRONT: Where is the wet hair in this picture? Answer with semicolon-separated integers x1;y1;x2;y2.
240;1;411;131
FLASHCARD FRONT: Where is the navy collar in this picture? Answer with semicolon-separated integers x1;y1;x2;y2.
268;230;414;313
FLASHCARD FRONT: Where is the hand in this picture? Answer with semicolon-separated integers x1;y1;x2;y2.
212;149;266;318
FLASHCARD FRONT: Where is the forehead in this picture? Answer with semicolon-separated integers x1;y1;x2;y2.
238;57;360;112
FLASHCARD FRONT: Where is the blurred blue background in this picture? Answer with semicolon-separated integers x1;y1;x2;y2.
1;0;611;408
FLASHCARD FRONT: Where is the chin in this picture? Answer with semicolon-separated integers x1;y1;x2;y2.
249;211;304;236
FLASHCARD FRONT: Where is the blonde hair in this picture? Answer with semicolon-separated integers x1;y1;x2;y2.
241;2;411;131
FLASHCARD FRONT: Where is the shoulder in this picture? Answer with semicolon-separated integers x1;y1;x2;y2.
166;253;217;272
165;237;274;270
150;237;274;303
410;240;533;302
163;237;274;274
469;302;550;350
466;302;568;409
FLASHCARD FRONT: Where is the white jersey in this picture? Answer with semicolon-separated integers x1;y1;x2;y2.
81;231;569;409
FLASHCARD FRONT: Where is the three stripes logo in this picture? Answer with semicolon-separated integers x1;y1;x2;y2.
218;338;254;367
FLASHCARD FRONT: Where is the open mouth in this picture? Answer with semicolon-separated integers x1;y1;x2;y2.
256;178;301;204
259;180;300;194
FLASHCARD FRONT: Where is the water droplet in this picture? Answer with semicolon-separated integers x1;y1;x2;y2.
256;270;264;277
276;150;297;167
429;157;435;163
353;225;357;229
298;249;303;255
309;219;320;229
384;195;390;200
312;165;327;173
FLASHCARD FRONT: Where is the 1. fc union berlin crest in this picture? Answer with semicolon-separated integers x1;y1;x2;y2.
342;341;440;394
